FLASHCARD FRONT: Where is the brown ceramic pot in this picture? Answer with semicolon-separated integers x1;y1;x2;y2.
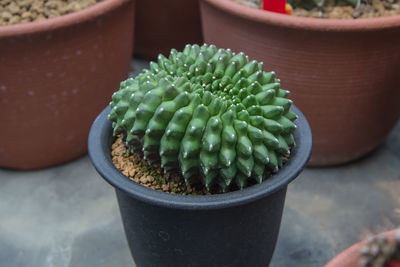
325;229;399;267
134;0;203;59
200;0;400;166
0;0;134;170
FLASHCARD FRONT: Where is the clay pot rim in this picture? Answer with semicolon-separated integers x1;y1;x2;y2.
0;0;131;38
325;228;400;267
202;0;400;32
88;105;312;210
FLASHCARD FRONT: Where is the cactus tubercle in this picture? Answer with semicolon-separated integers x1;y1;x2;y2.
108;44;297;191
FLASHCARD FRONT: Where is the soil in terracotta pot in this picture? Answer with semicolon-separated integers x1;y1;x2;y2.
0;0;102;26
111;136;291;195
234;0;400;19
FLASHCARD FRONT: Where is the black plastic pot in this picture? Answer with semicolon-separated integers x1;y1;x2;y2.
88;105;312;267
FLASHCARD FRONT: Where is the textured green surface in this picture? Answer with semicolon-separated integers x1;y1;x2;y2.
108;44;297;190
288;0;358;9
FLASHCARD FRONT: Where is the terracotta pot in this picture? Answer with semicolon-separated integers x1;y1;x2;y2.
134;0;203;59
325;229;399;267
0;0;135;170
199;0;400;166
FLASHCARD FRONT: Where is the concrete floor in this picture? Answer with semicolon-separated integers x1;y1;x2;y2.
1;60;399;267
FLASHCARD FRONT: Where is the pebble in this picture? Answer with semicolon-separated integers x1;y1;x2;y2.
0;0;101;26
128;169;136;177
140;176;148;184
162;184;169;191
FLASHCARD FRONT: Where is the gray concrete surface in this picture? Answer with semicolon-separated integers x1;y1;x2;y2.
1;59;399;267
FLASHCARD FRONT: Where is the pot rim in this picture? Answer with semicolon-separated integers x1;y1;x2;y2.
202;0;400;32
88;104;312;210
0;0;131;38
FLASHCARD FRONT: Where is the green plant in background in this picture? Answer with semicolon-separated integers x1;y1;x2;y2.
108;44;297;191
359;231;400;267
288;0;361;10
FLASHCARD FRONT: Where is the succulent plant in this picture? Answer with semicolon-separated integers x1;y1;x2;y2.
288;0;359;9
108;44;297;191
359;231;400;267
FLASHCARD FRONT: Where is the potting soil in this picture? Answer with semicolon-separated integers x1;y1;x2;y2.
111;136;212;195
0;0;102;26
111;136;290;195
234;0;400;19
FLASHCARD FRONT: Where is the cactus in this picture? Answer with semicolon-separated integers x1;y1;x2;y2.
359;231;400;267
108;44;297;191
288;0;359;9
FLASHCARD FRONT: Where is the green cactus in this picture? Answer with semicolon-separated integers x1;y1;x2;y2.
359;231;400;267
287;0;360;9
108;44;297;191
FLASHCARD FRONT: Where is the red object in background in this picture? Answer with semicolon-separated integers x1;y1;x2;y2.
387;261;400;267
263;0;286;14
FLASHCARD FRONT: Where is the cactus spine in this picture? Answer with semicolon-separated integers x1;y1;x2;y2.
108;44;297;191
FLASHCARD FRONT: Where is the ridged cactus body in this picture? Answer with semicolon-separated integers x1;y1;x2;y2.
109;44;297;191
